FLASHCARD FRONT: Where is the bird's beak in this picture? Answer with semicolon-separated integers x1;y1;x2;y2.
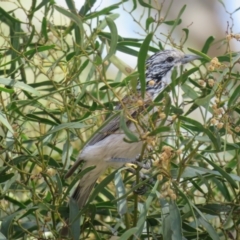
181;54;201;64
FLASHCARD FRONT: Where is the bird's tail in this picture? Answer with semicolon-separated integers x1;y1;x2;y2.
61;163;103;236
71;174;99;208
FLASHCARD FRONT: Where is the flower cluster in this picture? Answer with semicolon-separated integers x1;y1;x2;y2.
226;33;240;41
208;57;222;71
198;78;216;88
160;181;176;200
210;99;225;130
153;145;174;171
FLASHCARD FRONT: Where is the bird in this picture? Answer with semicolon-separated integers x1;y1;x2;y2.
64;49;199;221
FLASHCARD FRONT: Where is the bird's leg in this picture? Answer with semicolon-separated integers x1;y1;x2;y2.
110;155;154;194
127;167;155;195
126;167;148;195
130;154;153;170
109;155;153;170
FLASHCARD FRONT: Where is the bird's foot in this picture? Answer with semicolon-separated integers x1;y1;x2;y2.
110;155;152;170
130;154;153;170
127;167;155;195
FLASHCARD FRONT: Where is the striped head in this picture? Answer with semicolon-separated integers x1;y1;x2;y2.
137;49;200;98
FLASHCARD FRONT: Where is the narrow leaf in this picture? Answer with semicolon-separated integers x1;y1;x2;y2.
148;126;171;136
43;122;89;137
0;78;40;96
79;0;96;16
135;180;159;238
228;84;240;107
35;0;50;12
201;36;215;54
138;0;153;8
69;198;80;240
104;17;118;61
181;28;189;44
179;116;220;150
146;17;154;30
114;170;127;215
119;227;138;240
0;111;14;133
120;111;139;142
188;48;211;61
204;157;238;189
54;5;84;47
138;32;153;98
164;19;181;25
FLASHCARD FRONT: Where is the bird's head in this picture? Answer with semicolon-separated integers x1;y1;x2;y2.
137;49;200;98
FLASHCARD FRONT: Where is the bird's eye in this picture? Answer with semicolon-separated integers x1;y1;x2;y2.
166;57;174;62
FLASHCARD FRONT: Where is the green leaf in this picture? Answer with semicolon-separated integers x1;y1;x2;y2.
0;232;7;240
201;36;215;54
79;0;97;16
181;83;198;100
116;45;139;56
193;205;220;240
163;201;183;240
204;157;238;189
188;48;211;61
148;126;171;136
42;122;89;138
233;6;240;14
117;41;158;53
0;87;14;94
175;67;199;85
135;180;159;237
179;116;220;150
54;5;84;47
195;93;214;106
24;45;55;56
110;54;134;76
1;211;22;237
84;4;119;20
182;166;240;183
114;170;127;215
131;0;137;12
181;28;189;44
120;111;139;142
0;173;14;183
0;78;40;96
26;114;57;125
164;19;182;25
138;32;153;98
65;0;77;14
97;14;119;31
104;17;118;61
69;198;80;240
138;0;153;8
25;26;35;49
0;7;22;23
35;0;50;12
228;84;240;108
41;17;48;41
146;17;154;30
0;111;14;133
168;5;186;35
118;227;138;240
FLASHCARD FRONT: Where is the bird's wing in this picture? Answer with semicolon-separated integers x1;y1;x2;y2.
65;93;152;179
64;111;123;179
87;111;122;146
87;92;153;146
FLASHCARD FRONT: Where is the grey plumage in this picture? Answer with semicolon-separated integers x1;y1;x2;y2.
65;49;200;209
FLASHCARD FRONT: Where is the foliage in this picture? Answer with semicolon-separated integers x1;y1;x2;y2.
0;0;240;240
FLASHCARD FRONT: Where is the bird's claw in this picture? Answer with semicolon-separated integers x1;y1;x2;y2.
131;155;153;170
